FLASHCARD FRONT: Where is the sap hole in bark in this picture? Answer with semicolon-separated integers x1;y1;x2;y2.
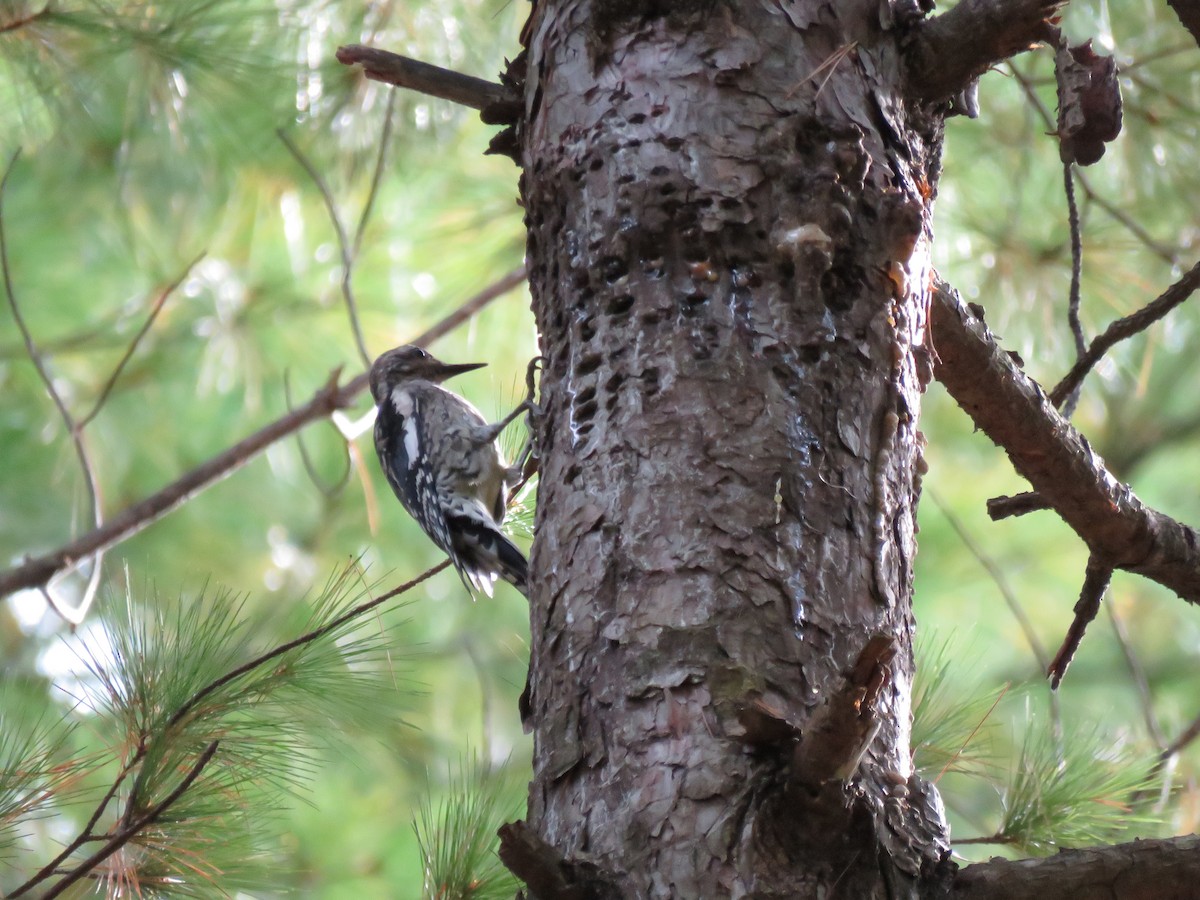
606;293;636;317
601;256;629;282
572;268;590;289
565;463;582;483
641;368;660;395
576;353;603;376
589;157;604;171
640;310;663;327
718;197;743;211
604;371;625;393
575;397;599;422
649;165;670;176
629;112;647;125
579;317;597;341
575;384;597;405
650;103;668;117
625;138;643;149
664;136;684;151
659;182;677;197
681;292;709;315
617;172;636;185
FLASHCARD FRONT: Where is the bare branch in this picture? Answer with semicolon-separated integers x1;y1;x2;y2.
1049;258;1200;407
930;277;1200;605
277;128;371;369
1047;555;1112;688
906;0;1064;103
335;44;514;112
0;267;527;600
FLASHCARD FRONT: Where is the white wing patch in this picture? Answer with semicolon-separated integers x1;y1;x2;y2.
391;387;414;416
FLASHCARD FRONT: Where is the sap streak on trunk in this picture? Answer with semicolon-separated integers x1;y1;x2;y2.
520;1;946;894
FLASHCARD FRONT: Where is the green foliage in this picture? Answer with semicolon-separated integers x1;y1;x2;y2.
0;564;414;897
413;757;521;900
911;635;1005;780
994;715;1161;854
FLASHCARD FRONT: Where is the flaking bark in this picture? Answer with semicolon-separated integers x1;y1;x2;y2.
518;1;949;894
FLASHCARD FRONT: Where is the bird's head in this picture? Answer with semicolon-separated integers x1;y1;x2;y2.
369;345;487;404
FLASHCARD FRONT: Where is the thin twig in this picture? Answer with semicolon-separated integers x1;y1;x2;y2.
1161;712;1200;760
1060;162;1085;418
929;492;1050;672
1049;259;1200;407
0;6;49;33
277;129;371;369
335;44;513;111
285;371;351;498
353;87;397;258
1010;63;1180;265
38;742;220;900
930;491;1061;732
0;267;526;600
1048;555;1113;688
0;150;104;624
78;253;204;428
1106;603;1165;748
8;757;143;898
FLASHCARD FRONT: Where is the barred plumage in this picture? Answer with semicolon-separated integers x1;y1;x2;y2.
369;345;528;597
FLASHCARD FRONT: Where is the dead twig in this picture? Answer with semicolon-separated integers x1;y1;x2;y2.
1048;555;1113;688
335;44;513;111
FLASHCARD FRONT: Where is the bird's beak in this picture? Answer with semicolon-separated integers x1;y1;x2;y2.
438;361;487;380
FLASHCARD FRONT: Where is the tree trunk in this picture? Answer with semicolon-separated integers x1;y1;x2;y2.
517;1;948;894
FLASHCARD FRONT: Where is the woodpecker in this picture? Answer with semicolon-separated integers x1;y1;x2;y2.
369;345;530;597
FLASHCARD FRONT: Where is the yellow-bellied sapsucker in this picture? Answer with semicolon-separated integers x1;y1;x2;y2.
369;345;530;597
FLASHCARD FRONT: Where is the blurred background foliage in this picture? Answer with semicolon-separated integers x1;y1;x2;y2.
0;0;1198;896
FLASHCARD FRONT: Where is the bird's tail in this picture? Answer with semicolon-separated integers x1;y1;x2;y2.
446;506;529;598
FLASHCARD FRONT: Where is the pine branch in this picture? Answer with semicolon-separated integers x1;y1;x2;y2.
38;742;220;900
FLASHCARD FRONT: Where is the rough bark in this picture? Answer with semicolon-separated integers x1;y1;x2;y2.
953;834;1200;900
517;1;948;895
